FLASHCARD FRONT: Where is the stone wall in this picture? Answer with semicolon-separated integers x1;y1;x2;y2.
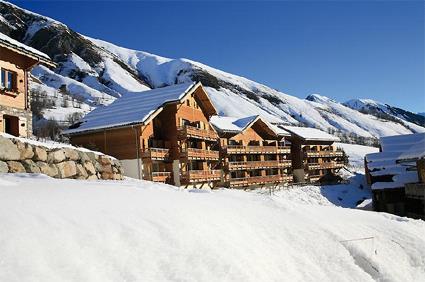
0;135;124;180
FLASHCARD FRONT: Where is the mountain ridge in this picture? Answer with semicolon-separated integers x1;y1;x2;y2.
0;0;423;143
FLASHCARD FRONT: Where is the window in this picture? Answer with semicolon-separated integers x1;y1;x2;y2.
0;69;16;91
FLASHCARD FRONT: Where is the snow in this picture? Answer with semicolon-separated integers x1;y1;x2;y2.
335;143;379;169
0;31;50;59
0;173;424;281
210;115;258;133
282;125;341;142
64;82;197;134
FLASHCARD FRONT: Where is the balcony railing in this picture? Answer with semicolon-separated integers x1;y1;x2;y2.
229;174;291;187
151;171;172;182
142;148;170;160
304;150;344;158
177;125;218;141
227;160;292;170
225;145;291;155
181;148;220;160
181;170;222;182
306;162;344;170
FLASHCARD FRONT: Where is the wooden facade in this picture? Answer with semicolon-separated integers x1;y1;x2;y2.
0;35;54;137
69;83;221;187
288;136;344;183
214;118;293;188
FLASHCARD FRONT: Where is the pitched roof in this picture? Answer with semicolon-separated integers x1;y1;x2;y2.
0;32;54;67
210;115;259;133
281;126;340;142
365;133;425;190
64;82;216;135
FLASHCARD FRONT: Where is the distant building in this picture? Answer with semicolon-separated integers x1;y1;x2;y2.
365;133;425;218
0;32;55;137
279;126;344;183
210;115;292;188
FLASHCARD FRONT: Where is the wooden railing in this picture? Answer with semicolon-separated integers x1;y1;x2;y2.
227;160;292;170
151;171;172;182
181;148;220;160
304;150;344;158
181;170;222;182
225;145;291;155
229;174;291;187
306;162;344;170
177;125;218;141
142;148;170;160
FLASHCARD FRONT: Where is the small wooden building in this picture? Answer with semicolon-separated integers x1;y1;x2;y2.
278;126;344;183
365;133;425;217
0;32;55;137
65;82;221;187
210;115;292;188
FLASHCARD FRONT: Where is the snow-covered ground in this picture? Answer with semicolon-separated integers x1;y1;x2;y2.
336;142;379;169
0;173;424;281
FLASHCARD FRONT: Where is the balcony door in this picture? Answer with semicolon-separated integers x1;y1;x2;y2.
3;115;19;137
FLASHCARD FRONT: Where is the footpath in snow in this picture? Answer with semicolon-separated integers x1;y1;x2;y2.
0;173;424;282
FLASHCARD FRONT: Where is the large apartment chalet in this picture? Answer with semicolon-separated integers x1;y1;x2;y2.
0;32;54;137
210;115;293;188
65;82;221;187
280;126;344;183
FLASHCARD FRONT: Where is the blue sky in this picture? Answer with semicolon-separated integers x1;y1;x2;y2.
12;0;425;113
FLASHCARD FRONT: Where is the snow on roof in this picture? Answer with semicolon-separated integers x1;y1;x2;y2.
281;126;340;142
64;82;198;134
210;115;259;133
0;32;50;60
366;133;425;190
269;124;291;137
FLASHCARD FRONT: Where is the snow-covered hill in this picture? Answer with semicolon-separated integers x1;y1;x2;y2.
0;173;424;281
0;0;423;139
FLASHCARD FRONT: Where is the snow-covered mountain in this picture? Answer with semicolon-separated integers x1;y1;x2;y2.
1;0;424;141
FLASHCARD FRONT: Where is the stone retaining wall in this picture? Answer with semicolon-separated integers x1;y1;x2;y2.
0;135;124;180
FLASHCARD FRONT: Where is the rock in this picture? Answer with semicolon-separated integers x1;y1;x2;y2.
101;172;113;180
7;161;26;173
33;147;47;162
78;151;90;163
48;149;66;163
22;159;41;173
16;141;34;160
37;162;57;177
63;148;80;161
0;136;20;161
101;164;113;174
0;161;8;173
85;152;97;163
99;155;112;165
56;161;77;178
76;163;88;178
83;162;96;175
87;174;99;180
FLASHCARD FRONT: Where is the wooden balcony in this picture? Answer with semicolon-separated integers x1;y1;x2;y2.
227;160;292;171
181;148;220;160
225;145;291;155
177;125;218;141
306;162;344;170
151;171;172;182
229;174;290;187
309;175;321;182
142;148;170;160
181;170;222;183
304;150;344;158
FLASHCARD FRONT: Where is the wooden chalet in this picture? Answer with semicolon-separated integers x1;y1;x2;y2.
278;126;344;183
365;133;425;217
0;32;55;137
210;115;293;188
64;82;221;187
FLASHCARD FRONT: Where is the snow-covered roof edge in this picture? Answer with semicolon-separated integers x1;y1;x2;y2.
282;126;340;142
0;32;55;67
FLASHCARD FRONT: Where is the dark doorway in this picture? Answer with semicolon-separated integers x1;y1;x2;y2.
4;115;19;136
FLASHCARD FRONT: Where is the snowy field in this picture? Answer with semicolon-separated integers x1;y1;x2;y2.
0;173;424;282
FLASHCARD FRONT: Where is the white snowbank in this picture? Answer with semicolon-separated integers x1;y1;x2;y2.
0;173;424;281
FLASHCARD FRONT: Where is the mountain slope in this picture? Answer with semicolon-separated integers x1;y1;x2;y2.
0;0;423;141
